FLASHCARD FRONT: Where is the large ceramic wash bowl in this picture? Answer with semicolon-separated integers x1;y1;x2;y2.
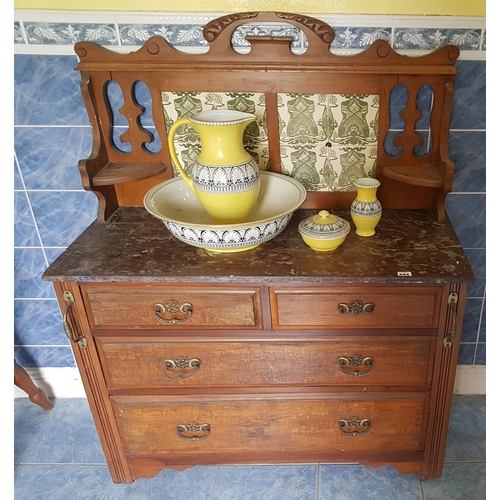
144;171;307;252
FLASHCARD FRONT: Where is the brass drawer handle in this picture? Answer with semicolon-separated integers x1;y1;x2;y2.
177;422;211;441
338;417;371;436
443;292;459;348
164;356;201;380
154;300;193;325
338;354;374;376
338;300;375;314
62;291;87;348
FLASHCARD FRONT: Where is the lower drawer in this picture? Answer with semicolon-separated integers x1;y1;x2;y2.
98;337;434;389
112;393;428;456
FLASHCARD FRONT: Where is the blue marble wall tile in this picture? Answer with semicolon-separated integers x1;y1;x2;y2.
383;129;403;157
449;131;485;192
394;28;482;51
464;248;485;298
330;26;391;49
475;343;486;365
14;54;87;126
23;22;118;46
29;191;98;247
388;83;434;131
14;248;54;298
461;298;482;343
388;84;407;130
14;346;75;368
458;343;476;364
415;83;434;130
15;127;92;190
111;126;132;153
119;23;207;47
45;247;68;265
14;191;41;247
134;80;155;127
320;464;422;499
479;299;485;342
445;194;486;249
106;80;128;128
14;299;67;345
412;130;431;157
141;127;163;154
14;21;24;44
14;465;111;500
106;466;217;499
213;465;317;500
14;157;24;189
450;60;486;130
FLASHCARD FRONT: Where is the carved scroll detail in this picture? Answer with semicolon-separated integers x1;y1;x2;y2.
275;12;334;43
203;12;260;42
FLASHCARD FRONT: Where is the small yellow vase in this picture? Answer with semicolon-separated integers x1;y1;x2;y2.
167;110;260;224
350;178;382;237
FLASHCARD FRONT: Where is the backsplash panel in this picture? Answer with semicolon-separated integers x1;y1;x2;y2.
13;10;486;368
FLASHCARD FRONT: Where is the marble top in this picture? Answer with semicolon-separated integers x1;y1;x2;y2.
43;208;475;284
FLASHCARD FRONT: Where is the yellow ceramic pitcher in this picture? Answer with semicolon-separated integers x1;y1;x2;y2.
167;110;260;224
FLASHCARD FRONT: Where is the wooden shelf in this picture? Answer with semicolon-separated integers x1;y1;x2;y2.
382;165;443;188
93;162;168;186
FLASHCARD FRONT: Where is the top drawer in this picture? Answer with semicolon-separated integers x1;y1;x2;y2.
270;286;442;329
82;284;262;329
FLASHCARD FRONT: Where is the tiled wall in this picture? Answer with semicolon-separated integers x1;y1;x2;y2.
13;11;486;368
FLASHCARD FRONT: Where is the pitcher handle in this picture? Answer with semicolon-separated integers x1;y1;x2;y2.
167;117;195;193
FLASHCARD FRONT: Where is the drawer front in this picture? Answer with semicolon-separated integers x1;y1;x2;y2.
270;286;442;329
82;285;262;328
98;338;434;389
112;394;428;456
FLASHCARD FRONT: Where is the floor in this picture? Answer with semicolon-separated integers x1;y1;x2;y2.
14;395;486;500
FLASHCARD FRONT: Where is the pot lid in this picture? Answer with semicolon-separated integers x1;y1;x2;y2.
298;210;351;240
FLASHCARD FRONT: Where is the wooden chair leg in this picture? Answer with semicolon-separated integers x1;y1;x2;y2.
14;361;53;411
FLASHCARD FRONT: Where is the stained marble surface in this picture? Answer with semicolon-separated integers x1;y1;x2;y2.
14;395;487;500
43;208;474;284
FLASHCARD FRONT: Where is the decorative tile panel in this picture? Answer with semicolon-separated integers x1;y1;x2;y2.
328;26;391;49
162;91;269;173
14;21;24;44
13;12;486;61
22;22;118;46
277;93;378;191
393;28;482;51
119;24;206;47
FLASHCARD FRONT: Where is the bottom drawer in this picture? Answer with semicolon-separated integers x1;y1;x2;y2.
112;393;428;457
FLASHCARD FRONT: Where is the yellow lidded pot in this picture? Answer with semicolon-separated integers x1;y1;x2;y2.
298;210;351;251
